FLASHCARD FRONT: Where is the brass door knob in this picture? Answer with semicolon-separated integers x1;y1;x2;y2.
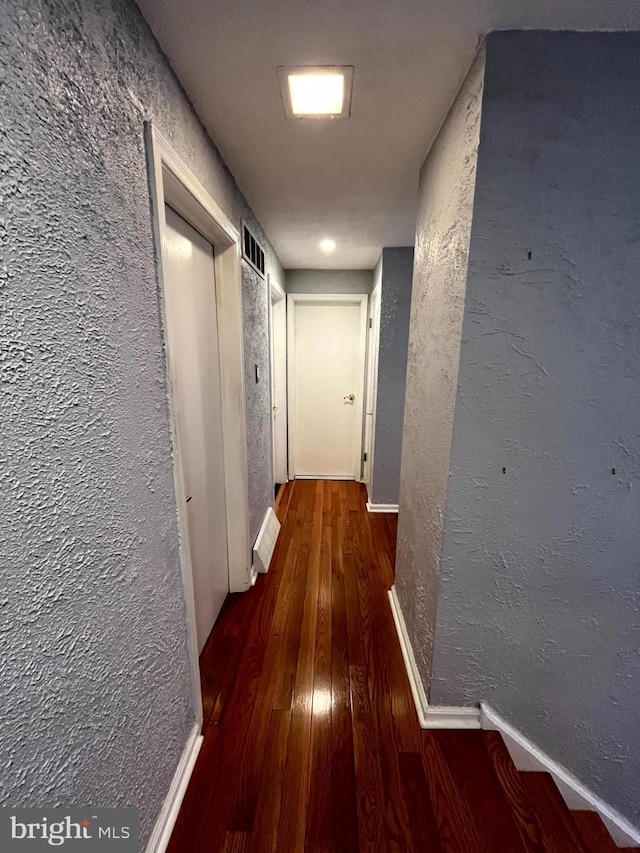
344;393;356;402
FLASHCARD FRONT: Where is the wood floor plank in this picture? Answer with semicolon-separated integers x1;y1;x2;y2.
272;491;314;711
171;479;588;853
221;831;250;853
349;661;386;852
521;772;590;853
192;560;284;851
226;509;307;832
351;496;415;849
275;480;293;518
437;730;527;852
248;709;292;853
304;487;333;851
277;481;324;852
398;751;442;852
168;575;278;851
482;731;546;852
206;579;277;732
329;487;359;853
572;811;620;853
165;726;223;852
200;593;250;733
421;732;491;852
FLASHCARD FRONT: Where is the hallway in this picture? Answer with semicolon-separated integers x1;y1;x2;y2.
167;480;618;852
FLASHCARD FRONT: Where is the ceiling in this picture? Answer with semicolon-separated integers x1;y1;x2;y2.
138;0;640;269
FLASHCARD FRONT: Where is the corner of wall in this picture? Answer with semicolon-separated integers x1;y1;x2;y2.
394;46;486;699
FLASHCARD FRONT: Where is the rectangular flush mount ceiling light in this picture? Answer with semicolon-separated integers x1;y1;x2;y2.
278;66;354;119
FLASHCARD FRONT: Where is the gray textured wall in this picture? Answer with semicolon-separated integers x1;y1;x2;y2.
243;255;282;543
395;49;486;682
0;0;279;844
242;262;275;542
431;31;640;826
285;268;373;293
371;247;414;505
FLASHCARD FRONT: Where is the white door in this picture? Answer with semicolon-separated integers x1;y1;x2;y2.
163;205;229;652
288;294;367;479
363;281;381;494
270;284;288;484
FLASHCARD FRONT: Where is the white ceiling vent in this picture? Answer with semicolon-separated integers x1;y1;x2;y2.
253;507;281;575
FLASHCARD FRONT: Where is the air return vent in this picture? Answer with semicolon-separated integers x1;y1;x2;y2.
242;222;266;277
253;507;281;575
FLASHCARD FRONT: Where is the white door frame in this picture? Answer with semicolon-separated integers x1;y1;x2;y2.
287;292;368;481
363;277;382;497
269;276;287;486
145;123;251;727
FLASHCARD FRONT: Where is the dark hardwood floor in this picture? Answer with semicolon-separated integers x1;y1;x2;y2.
167;479;630;852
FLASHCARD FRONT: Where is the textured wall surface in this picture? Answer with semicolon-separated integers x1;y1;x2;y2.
371;247;414;505
431;32;640;826
0;0;280;845
242;262;274;542
394;48;485;687
285;268;373;294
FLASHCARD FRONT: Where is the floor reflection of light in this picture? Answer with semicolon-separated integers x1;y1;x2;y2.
312;688;332;716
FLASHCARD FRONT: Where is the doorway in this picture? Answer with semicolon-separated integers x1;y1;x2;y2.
269;277;288;489
287;293;368;479
146;123;251;730
162;206;228;652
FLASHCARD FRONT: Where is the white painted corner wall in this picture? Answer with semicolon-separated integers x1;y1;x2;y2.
388;584;640;848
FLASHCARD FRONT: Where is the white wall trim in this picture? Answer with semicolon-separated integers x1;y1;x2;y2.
145;122;253;728
145;125;252;622
366;501;399;514
269;276;286;303
481;704;640;848
363;266;382;490
294;475;355;481
269;275;288;485
389;581;640;842
145;722;203;853
387;585;481;729
287;293;368;481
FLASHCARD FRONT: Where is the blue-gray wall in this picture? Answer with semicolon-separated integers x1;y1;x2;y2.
370;247;414;505
0;0;280;844
396;48;486;685
431;32;640;826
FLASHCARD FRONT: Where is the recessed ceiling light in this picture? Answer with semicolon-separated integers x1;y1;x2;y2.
320;238;336;253
290;73;343;115
278;66;354;119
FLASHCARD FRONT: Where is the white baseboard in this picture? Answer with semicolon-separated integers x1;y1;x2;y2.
145;721;203;853
481;704;640;849
389;585;639;845
293;475;355;480
387;585;481;730
366;501;399;514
